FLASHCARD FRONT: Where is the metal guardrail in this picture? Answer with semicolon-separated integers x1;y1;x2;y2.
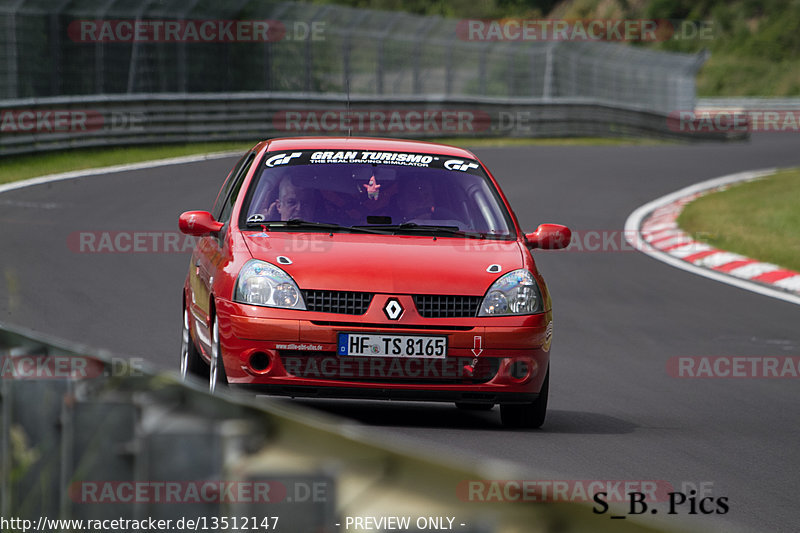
0;92;744;157
0;320;679;532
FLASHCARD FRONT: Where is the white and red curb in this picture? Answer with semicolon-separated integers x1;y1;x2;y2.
625;168;800;306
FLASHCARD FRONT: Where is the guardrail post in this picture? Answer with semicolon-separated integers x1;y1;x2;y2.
47;5;67;96
304;5;330;93
444;33;457;96
93;0;115;94
412;17;437;95
375;15;400;96
506;43;516;97
478;43;488;96
542;43;555;100
264;3;292;92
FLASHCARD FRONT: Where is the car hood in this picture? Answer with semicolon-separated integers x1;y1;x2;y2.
240;231;525;295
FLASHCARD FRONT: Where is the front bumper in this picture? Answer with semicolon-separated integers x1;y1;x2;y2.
214;295;553;400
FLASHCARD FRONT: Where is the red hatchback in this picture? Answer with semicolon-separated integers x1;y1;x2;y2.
179;137;570;428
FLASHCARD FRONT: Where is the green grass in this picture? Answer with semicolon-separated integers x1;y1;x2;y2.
678;168;800;272
0;142;253;185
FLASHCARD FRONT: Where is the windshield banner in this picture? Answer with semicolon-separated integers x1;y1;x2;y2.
263;150;485;176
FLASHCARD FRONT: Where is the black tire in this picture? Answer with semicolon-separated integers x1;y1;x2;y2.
500;369;549;429
455;402;494;411
180;308;207;380
208;315;228;393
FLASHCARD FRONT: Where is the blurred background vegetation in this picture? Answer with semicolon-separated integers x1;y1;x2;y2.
312;0;800;97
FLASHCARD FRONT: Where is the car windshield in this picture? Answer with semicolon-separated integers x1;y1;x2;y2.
239;150;514;238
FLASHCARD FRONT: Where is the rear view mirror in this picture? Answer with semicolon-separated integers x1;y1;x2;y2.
525;224;571;250
179;211;224;236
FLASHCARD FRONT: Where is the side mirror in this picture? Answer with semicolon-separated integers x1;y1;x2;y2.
179;211;224;236
525;224;571;250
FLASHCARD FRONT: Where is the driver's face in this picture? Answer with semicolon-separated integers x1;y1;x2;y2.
277;183;316;221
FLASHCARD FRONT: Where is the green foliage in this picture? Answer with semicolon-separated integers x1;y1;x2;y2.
10;425;40;484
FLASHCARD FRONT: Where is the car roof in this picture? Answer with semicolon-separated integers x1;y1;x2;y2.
263;137;478;159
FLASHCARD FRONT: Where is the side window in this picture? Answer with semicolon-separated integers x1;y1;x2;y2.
217;153;255;224
212;153;249;220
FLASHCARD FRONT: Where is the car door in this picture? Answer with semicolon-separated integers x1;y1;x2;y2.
189;152;255;355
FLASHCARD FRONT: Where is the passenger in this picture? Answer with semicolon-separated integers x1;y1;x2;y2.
398;177;436;221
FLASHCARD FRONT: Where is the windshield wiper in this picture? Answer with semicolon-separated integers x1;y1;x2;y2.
353;222;486;238
247;218;388;234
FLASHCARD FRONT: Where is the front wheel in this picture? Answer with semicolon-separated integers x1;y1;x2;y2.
180;308;207;380
500;369;549;429
208;316;228;394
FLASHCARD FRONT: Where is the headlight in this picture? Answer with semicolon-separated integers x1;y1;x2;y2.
478;269;541;316
234;260;306;310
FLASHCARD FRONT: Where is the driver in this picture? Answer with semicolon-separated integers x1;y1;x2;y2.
264;176;319;221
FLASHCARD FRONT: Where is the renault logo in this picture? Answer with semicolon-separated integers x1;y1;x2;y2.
383;298;404;320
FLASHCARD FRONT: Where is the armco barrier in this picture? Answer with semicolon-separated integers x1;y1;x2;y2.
0;320;679;532
0;92;744;157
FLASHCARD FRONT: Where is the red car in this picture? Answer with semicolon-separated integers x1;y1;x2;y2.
179;137;570;428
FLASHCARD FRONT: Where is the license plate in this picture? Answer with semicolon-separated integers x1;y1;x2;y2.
337;333;447;358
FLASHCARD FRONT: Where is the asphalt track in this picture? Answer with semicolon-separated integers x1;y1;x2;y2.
2;134;800;532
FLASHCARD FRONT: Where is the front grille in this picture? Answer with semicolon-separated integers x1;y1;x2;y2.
302;290;373;315
413;295;482;318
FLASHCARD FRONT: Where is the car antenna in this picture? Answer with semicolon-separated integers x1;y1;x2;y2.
346;76;352;137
